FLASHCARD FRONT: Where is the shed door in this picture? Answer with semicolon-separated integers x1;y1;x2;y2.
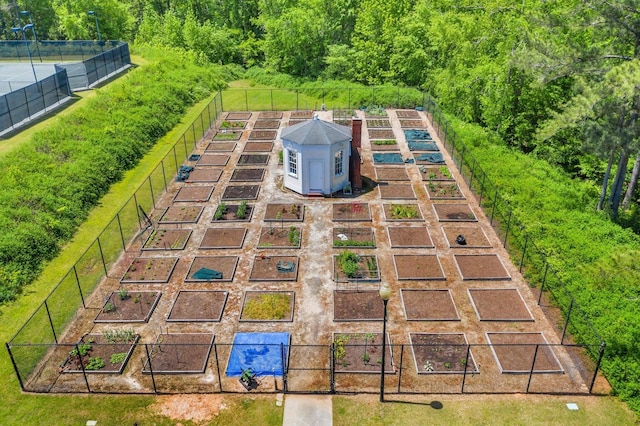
309;159;324;192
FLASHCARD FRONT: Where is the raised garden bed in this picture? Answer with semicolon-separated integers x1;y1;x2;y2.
332;202;371;222
240;291;295;322
333;333;394;373
221;185;260;201
230;168;265;182
142;229;191;251
370;140;399;151
196;154;230;166
258;226;302;248
212;202;253;222
379;184;416;199
290;110;314;119
420;165;455;181
226;112;252;120
249;255;299;281
158;206;204;224
400;119;425;128
432;204;477;222
94;291;161;323
425;182;465;200
173;185;215;202
468;289;534;321
253;119;280;129
375;167;409;181
220;120;246;130
186;168;222;183
410;333;478;374
244;142;274;152
167;291;227;322
366;119;391;128
454;254;511;280
441;225;491;248
393;255;445;280
120;257;179;283
62;332;138;374
205;142;236;152
486;332;563;374
238;154;269;165
259;111;283;119
387;226;433;248
401;289;459;321
185;256;238;282
213;130;242;141
333;291;384;321
395;110;421;119
199;227;247;249
333;227;375;248
383;203;424;221
368;129;395;139
264;203;305;221
333;252;380;282
249;130;278;140
142;333;215;374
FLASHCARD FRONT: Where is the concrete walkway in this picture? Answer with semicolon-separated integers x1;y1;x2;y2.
283;395;333;426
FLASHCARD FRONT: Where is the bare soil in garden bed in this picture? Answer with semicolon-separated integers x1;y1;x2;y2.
94;291;161;323
333;254;380;282
142;333;214;374
425;182;465;200
62;334;138;374
333;291;384;321
264;203;305;221
410;333;478;374
375;167;409;181
258;226;302;248
368;129;395;139
226;112;252;120
259;111;283;119
238;154;269;165
185;256;239;282
249;255;299;281
244;142;274;152
395;110;421;118
230;168;265;182
333;227;375;248
419;165;455;181
400;119;425;128
468;289;534;321
442;225;492;248
221;185;260;200
205;142;236;152
167;291;227;322
249;130;278;140
393;255;445;280
387;226;433;248
454;254;511;280
382;203;424;221
379;184;416;199
211;203;253;222
290;110;314;119
186;168;222;183
120;257;179;283
173;185;215;202
142;229;191;251
253;119;280;129
366;119;391;128
401;290;459;321
333;333;394;373
239;291;295;322
196;154;230;166
486;333;563;373
199;227;247;249
158;205;204;224
332;202;371;221
432;204;477;222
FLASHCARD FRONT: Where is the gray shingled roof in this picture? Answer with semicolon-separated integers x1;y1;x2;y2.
281;117;351;146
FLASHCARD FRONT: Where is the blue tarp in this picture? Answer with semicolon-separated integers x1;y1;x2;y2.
408;141;439;151
192;267;222;280
404;129;432;140
373;153;404;164
226;332;290;377
415;153;445;164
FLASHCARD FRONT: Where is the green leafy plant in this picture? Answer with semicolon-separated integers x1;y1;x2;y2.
69;339;93;357
334;334;350;362
334;239;375;247
236;200;248;219
444;362;451;369
103;302;115;313
110;353;128;364
214;203;226;220
373;139;396;145
103;328;136;344
118;287;129;301
86;357;105;370
338;250;361;278
288;226;301;246
390;204;418;219
278;149;284;163
242;293;291;320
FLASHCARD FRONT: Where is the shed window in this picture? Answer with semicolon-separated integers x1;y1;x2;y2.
288;149;298;177
334;150;344;176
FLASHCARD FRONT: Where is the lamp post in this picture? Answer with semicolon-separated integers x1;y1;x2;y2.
11;25;37;82
87;11;102;43
20;10;42;62
379;281;392;402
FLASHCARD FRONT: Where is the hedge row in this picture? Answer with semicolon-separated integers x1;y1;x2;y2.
0;47;230;305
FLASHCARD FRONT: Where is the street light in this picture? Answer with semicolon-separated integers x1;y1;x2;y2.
20;10;42;62
87;11;102;43
379;281;392;402
11;25;37;82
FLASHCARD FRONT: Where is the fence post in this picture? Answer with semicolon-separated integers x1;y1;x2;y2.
183;134;188;159
73;265;85;308
330;343;335;394
478;174;486;205
519;234;529;273
589;342;606;393
218;89;224;112
148;176;155;208
133;193;142;227
561;299;574;344
97;238;108;277
144;343;157;394
160;161;167;190
281;343;288;393
213;343;222;392
503;210;512;248
461;344;471;393
77;343;91;392
397;344;404;393
490;189;499;225
526;344;540;393
5;343;24;391
116;213;126;250
538;263;549;305
44;300;58;344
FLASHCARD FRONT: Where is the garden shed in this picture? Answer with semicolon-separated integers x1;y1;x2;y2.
281;115;352;195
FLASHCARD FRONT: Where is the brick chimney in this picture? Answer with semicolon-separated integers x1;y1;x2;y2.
350;118;362;189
